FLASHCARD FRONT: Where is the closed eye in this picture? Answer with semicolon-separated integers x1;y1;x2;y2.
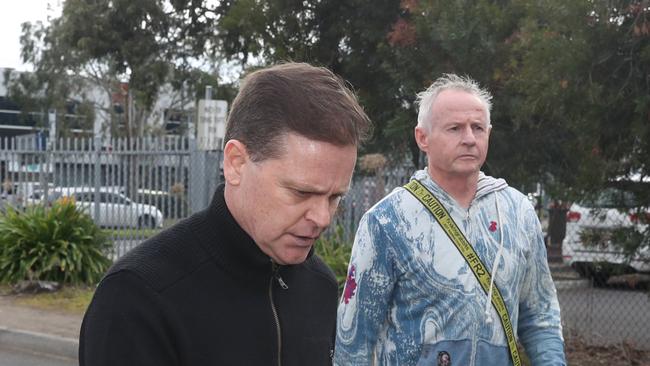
293;189;311;197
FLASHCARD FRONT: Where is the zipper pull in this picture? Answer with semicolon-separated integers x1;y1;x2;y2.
276;275;289;290
271;261;289;290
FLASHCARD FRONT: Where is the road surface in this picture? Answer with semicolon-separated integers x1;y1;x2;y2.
0;346;76;366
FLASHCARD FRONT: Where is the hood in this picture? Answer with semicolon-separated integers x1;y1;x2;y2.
411;169;509;203
476;171;509;199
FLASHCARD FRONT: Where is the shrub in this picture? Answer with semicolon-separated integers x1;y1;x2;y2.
314;225;352;294
0;199;112;284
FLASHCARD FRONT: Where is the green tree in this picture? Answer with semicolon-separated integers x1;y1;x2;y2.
502;0;650;195
7;0;231;138
504;0;650;260
6;0;648;261
214;0;650;259
215;0;404;153
9;0;650;197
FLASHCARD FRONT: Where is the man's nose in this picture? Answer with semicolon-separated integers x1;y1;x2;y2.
460;126;477;145
306;198;332;229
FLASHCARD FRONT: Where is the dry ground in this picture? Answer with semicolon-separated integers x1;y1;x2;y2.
564;333;650;365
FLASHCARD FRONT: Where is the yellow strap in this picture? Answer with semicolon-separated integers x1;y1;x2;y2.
403;179;521;366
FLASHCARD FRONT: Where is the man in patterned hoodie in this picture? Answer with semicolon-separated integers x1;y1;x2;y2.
335;74;566;365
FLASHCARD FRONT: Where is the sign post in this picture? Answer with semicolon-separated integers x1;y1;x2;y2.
48;109;56;149
196;99;228;150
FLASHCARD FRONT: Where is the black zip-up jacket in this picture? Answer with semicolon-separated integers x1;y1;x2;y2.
79;185;338;365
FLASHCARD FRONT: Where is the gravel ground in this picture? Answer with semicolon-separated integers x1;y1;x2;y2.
565;334;650;365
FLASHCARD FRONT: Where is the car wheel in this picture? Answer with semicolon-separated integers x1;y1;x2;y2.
572;263;588;278
584;263;610;287
138;215;156;229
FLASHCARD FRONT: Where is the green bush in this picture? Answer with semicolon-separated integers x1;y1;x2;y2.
314;225;352;294
0;200;112;284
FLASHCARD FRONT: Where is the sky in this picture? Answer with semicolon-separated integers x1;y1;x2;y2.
0;0;62;71
0;0;244;85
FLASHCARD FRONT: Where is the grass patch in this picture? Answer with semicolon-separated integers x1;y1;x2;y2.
102;219;180;239
10;286;95;315
102;227;160;239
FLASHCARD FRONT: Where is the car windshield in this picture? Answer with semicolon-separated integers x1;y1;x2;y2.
580;188;639;209
30;190;61;203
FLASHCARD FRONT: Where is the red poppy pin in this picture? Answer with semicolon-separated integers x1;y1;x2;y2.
489;221;497;232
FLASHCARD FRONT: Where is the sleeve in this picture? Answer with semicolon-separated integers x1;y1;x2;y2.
79;271;179;366
517;199;567;366
334;212;396;366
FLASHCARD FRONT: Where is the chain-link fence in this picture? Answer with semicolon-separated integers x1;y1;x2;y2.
554;190;650;351
333;163;415;242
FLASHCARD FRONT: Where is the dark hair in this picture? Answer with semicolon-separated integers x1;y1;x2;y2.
224;62;371;161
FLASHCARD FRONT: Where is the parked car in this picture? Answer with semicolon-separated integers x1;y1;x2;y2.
562;187;649;284
2;181;54;208
29;186;163;229
134;188;187;219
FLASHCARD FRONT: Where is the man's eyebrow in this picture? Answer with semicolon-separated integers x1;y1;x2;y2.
281;181;324;193
283;181;350;196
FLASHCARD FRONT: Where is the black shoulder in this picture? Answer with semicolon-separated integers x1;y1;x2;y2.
106;211;211;292
302;254;337;287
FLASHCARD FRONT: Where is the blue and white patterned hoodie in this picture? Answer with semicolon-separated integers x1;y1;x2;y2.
335;169;566;365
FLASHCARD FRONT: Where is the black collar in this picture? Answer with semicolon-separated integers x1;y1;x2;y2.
193;184;314;283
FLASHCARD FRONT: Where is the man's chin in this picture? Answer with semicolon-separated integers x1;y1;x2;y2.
451;164;482;176
277;247;313;265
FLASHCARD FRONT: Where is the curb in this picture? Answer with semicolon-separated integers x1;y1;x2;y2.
0;326;78;360
554;278;590;290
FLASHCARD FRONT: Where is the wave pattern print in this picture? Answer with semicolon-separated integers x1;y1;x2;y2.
335;170;565;366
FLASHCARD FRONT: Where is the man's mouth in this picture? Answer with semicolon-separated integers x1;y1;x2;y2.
291;234;319;247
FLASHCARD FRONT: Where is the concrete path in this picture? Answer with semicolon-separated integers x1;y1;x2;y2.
0;295;81;360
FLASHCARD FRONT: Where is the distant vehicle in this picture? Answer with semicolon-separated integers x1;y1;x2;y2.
134;188;187;219
29;186;163;229
2;181;54;207
562;187;650;284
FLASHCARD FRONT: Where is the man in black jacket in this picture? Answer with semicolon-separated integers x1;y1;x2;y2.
79;62;371;365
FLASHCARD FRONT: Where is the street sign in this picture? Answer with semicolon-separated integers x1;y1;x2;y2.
197;99;228;150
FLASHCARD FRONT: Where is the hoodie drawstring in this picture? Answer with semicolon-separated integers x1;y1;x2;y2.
485;193;504;324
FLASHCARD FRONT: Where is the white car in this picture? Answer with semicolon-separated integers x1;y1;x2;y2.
30;187;163;229
562;187;649;284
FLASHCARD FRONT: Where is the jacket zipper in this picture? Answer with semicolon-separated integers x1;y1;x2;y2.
270;261;288;366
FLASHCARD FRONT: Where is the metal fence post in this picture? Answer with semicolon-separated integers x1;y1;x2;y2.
188;138;208;214
94;136;101;221
205;150;222;202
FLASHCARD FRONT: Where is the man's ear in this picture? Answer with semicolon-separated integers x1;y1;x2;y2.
414;126;429;152
223;140;249;186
